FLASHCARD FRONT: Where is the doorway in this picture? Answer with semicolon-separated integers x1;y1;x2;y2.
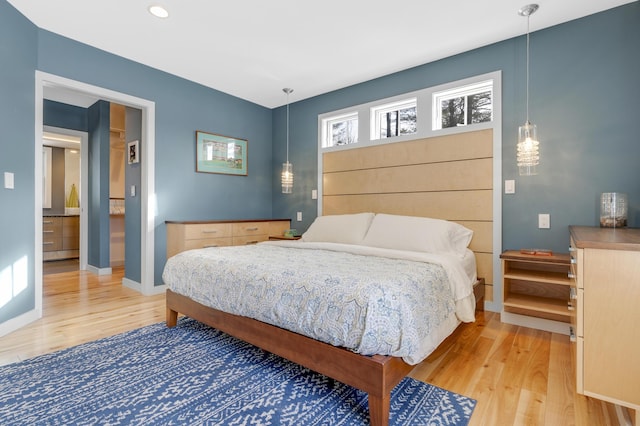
34;72;159;313
41;127;88;274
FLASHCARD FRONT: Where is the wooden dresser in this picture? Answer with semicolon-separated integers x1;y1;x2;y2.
166;219;291;258
569;226;640;422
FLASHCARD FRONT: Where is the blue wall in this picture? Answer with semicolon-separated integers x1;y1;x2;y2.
0;0;274;329
43;100;88;131
0;0;38;323
273;2;640;254
125;106;143;282
87;101;111;268
35;28;275;283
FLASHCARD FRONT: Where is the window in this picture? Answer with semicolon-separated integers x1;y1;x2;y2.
371;98;417;140
433;80;493;130
319;72;499;152
322;112;358;148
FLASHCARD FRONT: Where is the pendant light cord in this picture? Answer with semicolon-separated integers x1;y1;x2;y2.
526;13;531;124
286;91;290;163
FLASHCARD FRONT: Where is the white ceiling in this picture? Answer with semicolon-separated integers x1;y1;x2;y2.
10;0;635;108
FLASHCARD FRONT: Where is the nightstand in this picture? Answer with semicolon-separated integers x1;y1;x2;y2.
500;250;572;334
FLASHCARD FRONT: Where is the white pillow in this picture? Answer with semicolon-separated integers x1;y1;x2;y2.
361;213;473;257
301;213;375;245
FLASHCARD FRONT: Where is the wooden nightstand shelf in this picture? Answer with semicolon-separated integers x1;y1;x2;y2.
500;250;572;334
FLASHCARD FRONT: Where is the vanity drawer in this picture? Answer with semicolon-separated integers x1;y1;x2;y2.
43;217;62;233
42;217;62;252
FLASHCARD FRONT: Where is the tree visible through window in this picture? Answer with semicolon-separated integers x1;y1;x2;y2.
440;91;491;128
323;113;358;147
434;81;493;130
381;107;417;137
372;99;417;140
332;117;358;146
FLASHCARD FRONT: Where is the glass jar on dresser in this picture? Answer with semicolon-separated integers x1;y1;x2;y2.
569;226;640;424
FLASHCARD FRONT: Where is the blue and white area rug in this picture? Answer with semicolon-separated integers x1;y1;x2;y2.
0;318;476;425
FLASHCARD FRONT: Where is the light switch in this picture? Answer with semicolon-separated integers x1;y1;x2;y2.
538;213;550;229
296;211;302;221
130;185;136;197
505;180;515;194
311;189;318;200
4;172;14;189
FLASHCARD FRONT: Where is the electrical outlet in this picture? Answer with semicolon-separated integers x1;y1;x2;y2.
538;213;550;229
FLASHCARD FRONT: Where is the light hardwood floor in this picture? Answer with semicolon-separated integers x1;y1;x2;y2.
0;268;634;425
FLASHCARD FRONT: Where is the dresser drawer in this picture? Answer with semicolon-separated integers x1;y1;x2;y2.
233;234;268;246
183;223;232;240
183;237;232;251
167;219;291;258
232;222;268;236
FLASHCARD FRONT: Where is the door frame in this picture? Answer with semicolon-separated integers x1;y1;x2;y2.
35;71;159;307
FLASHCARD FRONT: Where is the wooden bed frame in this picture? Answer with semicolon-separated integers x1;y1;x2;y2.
166;280;484;425
165;129;493;424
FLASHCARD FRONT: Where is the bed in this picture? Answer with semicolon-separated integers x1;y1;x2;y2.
164;212;484;425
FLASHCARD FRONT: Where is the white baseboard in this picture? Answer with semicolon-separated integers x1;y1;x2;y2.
122;277;141;292
501;311;570;335
122;277;166;296
144;283;167;296
86;264;112;276
0;308;41;338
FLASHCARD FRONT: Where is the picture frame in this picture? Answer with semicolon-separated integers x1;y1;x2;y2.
128;140;139;164
196;131;247;176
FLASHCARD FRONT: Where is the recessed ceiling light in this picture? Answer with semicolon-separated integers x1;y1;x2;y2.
148;5;169;19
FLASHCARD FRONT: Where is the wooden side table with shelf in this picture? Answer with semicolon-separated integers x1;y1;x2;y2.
500;250;572;334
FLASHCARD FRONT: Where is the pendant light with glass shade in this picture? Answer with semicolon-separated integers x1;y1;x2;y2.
281;88;294;193
517;4;540;176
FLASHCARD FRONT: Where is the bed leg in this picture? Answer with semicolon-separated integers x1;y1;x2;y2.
368;393;390;426
166;307;178;328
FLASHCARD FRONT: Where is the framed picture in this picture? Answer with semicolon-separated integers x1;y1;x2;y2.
196;131;247;176
128;140;139;164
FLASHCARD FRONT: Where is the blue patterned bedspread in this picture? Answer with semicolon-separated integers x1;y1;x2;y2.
162;242;473;364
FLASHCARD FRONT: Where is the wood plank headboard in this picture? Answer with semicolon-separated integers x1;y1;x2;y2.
321;129;494;304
